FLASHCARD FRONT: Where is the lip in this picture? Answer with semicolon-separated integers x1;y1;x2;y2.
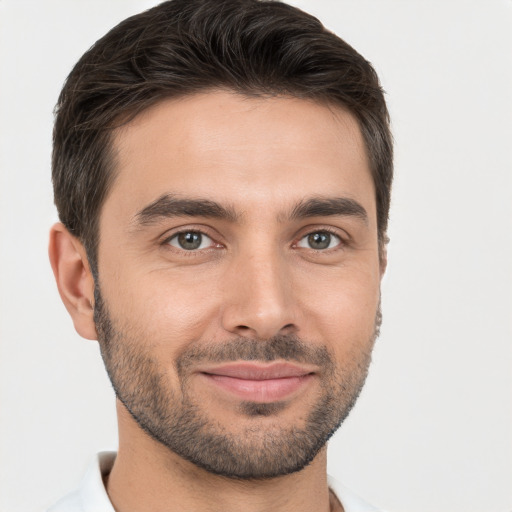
197;362;316;402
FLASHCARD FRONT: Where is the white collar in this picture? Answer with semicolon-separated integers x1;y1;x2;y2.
49;451;385;512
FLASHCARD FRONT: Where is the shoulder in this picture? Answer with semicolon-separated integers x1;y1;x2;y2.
328;475;387;512
46;452;116;512
47;490;84;512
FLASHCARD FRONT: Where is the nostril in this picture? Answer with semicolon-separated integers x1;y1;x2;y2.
280;323;298;336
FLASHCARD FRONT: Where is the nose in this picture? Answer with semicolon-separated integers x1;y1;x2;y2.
220;248;298;340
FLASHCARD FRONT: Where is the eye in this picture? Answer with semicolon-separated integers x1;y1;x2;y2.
167;231;214;251
296;231;342;250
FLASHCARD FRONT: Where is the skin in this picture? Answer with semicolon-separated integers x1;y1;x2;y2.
49;91;385;512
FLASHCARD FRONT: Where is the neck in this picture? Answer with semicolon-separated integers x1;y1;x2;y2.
106;402;341;512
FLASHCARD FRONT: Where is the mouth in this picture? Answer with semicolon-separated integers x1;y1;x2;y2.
197;362;316;402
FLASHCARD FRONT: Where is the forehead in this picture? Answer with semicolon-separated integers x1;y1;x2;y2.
106;91;375;222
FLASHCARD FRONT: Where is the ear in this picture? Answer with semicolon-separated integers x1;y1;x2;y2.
379;243;388;278
48;223;98;340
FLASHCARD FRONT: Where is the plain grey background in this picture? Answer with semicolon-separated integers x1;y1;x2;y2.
0;1;511;511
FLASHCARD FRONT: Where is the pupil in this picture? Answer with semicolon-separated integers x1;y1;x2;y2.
178;232;202;250
308;232;330;250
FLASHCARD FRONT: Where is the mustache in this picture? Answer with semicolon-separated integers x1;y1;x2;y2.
175;334;334;374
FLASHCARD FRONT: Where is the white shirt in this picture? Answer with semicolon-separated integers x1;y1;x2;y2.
48;452;384;512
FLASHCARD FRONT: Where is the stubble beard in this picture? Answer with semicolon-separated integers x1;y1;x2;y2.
94;286;380;480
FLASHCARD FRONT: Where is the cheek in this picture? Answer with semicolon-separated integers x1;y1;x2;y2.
101;265;221;351
298;266;381;351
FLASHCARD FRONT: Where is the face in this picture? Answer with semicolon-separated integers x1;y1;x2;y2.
94;91;383;479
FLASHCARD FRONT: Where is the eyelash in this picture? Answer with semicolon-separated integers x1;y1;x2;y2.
160;226;348;254
294;227;346;252
161;227;221;254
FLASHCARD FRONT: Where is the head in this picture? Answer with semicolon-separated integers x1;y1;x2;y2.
50;0;392;480
52;0;392;272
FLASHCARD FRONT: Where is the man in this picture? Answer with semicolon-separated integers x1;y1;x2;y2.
48;0;393;510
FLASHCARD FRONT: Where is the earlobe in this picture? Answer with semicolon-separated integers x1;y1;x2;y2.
48;223;98;340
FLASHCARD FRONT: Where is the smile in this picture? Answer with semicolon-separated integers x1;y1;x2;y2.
198;362;316;402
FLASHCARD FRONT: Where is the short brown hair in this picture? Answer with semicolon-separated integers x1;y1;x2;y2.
52;0;393;272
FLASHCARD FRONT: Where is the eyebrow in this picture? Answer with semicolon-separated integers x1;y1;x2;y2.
133;194;239;226
132;193;368;229
289;197;368;224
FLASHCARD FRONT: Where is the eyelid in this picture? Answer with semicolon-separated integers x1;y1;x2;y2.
167;231;214;250
157;223;350;252
159;224;224;249
293;226;349;250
